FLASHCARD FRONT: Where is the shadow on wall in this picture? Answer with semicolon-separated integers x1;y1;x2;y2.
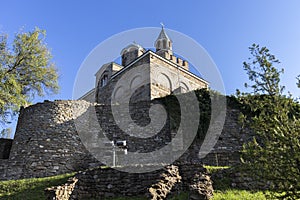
0;138;13;159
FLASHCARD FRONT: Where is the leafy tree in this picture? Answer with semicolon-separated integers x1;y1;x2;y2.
0;28;59;125
239;44;300;199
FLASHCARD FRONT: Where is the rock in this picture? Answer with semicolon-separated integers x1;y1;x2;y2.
189;174;214;200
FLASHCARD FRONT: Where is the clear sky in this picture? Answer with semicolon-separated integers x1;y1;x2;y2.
1;0;300;101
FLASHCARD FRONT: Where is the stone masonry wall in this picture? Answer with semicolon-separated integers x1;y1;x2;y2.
201;108;254;166
0;100;100;180
0;97;250;180
45;163;213;200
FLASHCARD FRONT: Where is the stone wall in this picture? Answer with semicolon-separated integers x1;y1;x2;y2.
0;98;199;180
73;98;200;168
0;100;100;180
45;163;213;200
95;101;172;153
0;95;251;180
0;138;13;159
201;108;254;166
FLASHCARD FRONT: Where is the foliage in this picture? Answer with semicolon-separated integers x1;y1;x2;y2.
240;43;284;96
238;44;300;199
204;165;232;191
0;28;59;125
204;165;230;174
159;88;213;140
0;173;74;200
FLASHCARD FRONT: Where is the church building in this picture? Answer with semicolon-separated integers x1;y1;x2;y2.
80;26;208;103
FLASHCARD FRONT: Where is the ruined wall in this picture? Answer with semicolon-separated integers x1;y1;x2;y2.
0;96;251;180
0;100;100;180
201;108;254;166
45;163;213;200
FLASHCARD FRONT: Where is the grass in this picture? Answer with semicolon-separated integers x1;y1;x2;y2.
213;190;266;200
0;173;74;200
106;191;265;200
105;192;188;200
204;165;230;174
204;165;267;200
204;165;232;191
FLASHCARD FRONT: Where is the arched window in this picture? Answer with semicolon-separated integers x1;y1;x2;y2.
157;40;161;49
100;75;108;87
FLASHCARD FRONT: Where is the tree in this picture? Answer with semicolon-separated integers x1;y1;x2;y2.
242;43;284;96
239;44;300;199
0;28;59;125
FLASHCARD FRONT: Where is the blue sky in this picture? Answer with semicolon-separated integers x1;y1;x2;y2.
1;0;300;101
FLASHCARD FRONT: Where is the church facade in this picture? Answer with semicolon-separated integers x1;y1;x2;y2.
80;27;208;103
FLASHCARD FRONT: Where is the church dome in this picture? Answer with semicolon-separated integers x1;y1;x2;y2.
120;43;145;66
120;43;144;55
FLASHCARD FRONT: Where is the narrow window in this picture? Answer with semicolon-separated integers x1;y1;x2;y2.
157;40;161;49
163;40;167;49
100;75;108;87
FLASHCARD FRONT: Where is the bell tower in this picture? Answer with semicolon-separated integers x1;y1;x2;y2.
154;24;173;57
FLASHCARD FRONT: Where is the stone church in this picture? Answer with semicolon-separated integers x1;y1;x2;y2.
80;26;208;103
